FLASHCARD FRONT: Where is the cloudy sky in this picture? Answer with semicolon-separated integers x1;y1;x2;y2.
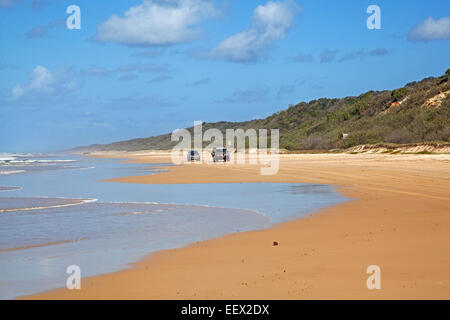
1;0;449;152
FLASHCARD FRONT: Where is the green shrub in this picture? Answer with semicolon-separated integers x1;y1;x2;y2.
391;88;408;101
82;70;450;152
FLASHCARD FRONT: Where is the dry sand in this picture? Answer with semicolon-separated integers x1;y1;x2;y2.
26;153;450;299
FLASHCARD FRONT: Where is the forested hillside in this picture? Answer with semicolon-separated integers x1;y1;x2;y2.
73;69;450;152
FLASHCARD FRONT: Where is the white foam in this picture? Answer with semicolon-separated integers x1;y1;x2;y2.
0;152;34;159
0;198;98;213
0;170;25;175
8;159;75;164
0;186;22;192
103;200;272;222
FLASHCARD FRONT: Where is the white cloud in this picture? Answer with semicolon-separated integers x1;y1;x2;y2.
12;85;24;98
28;65;54;91
95;0;219;47
11;65;77;99
408;16;450;41
209;0;300;62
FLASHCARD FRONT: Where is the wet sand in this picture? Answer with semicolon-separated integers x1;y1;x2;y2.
26;153;450;299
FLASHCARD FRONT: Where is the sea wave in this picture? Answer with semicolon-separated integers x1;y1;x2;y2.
115;208;168;216
65;166;95;170
0;170;25;175
0;186;22;192
7;159;75;164
0;152;36;162
0;198;98;213
0;152;34;157
0;154;76;166
105;200;272;222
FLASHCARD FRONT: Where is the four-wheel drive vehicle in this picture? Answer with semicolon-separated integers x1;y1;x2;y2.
187;150;200;162
211;148;230;162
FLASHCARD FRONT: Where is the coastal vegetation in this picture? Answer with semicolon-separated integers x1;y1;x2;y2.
73;69;450;152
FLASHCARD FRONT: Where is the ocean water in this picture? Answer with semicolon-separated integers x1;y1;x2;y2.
0;153;348;299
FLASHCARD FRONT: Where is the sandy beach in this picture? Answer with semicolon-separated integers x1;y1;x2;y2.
25;153;450;299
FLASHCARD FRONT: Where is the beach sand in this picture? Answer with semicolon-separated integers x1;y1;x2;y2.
25;153;450;299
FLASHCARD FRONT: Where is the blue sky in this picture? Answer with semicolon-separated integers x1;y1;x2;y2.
1;0;449;152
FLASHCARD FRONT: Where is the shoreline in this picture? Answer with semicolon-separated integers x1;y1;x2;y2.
24;153;450;299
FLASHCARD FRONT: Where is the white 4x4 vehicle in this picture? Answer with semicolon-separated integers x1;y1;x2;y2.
211;148;230;162
187;150;200;162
